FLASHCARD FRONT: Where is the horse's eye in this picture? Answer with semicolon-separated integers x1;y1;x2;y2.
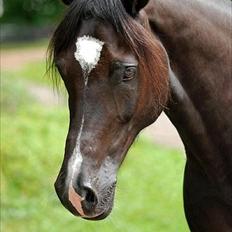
123;66;137;81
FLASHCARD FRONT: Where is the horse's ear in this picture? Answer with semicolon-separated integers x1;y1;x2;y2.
62;0;74;5
122;0;149;17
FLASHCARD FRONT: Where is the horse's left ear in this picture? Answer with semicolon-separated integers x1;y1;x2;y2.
122;0;149;17
62;0;74;5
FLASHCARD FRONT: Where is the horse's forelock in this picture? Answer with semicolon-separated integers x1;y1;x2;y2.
47;0;169;102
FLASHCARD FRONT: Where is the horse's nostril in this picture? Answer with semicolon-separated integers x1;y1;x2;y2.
82;186;98;211
86;188;95;203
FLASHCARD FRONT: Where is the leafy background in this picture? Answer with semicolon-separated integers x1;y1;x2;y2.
1;0;64;25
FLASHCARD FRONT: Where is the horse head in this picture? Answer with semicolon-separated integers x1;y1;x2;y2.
48;0;169;220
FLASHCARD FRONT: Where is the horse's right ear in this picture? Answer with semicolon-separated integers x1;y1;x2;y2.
121;0;149;17
62;0;74;5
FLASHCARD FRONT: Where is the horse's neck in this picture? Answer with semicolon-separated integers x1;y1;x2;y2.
146;0;230;37
146;0;232;190
146;0;232;149
146;0;231;65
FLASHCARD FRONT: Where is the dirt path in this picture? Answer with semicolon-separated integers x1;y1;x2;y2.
142;114;184;150
2;47;184;151
1;48;46;70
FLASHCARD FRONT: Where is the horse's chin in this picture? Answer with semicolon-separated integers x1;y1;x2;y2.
72;202;113;221
83;197;114;220
83;208;113;221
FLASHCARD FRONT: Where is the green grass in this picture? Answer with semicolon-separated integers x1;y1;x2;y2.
1;39;49;51
1;44;189;232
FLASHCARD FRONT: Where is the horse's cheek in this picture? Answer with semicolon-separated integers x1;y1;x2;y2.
113;86;138;122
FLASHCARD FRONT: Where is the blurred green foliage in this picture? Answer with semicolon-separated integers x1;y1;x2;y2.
1;43;189;231
1;0;64;25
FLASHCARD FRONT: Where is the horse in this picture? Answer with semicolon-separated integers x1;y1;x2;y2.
47;0;232;231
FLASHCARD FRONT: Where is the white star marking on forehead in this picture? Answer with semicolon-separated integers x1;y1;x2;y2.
74;35;104;74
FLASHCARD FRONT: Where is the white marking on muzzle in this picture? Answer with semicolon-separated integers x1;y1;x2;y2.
67;35;104;216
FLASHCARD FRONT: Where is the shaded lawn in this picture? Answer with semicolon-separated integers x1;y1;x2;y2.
1;39;49;51
1;45;189;232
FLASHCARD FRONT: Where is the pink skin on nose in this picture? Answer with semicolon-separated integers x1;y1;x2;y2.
68;185;85;216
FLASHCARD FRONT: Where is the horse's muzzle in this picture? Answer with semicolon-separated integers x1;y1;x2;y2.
54;174;116;220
